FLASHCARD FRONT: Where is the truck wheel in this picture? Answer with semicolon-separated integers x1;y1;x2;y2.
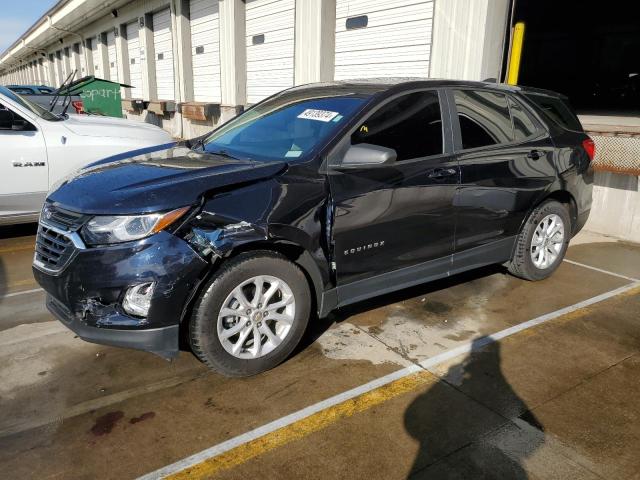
189;251;311;377
508;200;571;281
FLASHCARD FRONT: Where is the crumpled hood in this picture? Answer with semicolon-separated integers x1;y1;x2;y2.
47;145;287;215
62;114;172;141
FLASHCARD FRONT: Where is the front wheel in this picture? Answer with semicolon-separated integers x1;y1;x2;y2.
189;251;311;377
508;200;571;281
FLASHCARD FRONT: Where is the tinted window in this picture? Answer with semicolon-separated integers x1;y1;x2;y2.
524;93;582;131
509;96;538;141
38;88;54;94
352;91;443;161
454;90;513;149
10;87;34;95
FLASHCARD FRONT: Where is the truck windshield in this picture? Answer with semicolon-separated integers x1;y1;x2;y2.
0;87;62;122
202;94;367;162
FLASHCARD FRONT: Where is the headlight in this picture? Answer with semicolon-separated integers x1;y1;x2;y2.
82;207;190;245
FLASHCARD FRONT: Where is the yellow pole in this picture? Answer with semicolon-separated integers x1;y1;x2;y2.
507;22;525;85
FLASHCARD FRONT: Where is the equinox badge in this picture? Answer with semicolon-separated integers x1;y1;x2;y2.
344;241;385;256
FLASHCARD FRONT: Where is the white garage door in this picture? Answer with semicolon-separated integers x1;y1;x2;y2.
55;51;64;86
126;22;145;98
245;0;295;104
335;0;434;79
153;8;175;100
190;0;221;102
72;43;86;76
107;31;119;82
92;37;102;76
61;48;70;81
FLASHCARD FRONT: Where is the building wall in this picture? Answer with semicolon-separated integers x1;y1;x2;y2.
1;0;508;137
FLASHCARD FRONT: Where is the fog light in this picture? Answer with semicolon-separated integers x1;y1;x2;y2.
123;282;155;317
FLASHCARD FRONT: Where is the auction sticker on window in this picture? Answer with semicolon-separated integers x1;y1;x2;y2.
297;109;340;122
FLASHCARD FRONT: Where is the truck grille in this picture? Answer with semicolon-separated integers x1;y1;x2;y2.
34;204;88;274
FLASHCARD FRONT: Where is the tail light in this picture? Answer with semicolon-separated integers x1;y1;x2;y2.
71;100;84;114
582;137;595;161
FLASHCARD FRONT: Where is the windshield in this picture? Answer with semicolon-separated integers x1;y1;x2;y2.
202;94;367;162
0;87;62;122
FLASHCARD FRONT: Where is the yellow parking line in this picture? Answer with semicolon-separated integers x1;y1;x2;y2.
0;245;34;254
166;371;434;480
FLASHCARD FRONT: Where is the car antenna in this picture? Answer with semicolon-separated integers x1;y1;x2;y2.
49;70;76;113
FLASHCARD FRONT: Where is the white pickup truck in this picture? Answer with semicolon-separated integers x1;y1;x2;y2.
0;86;173;225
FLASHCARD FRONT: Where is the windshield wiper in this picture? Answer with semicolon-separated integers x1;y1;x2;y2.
208;148;249;161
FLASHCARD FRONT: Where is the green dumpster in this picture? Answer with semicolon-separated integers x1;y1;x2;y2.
62;76;132;118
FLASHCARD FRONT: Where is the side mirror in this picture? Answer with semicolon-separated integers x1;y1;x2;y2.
12;118;31;131
336;143;397;170
0;109;13;130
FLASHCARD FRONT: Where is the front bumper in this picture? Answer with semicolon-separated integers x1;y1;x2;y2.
33;230;209;358
47;295;180;358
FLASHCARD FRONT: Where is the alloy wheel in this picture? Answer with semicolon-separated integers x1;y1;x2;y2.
530;213;565;269
217;275;296;359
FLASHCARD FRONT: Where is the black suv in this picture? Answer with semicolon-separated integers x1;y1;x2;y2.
33;80;594;376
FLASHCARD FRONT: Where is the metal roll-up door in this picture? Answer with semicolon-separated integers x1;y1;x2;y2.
153;8;175;100
126;22;145;98
245;0;295;104
107;30;119;82
189;0;221;102
92;37;102;76
55;51;64;86
335;0;434;79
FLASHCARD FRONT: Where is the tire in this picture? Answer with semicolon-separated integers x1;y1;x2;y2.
189;251;311;377
508;200;571;281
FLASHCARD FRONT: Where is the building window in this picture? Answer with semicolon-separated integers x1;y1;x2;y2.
346;15;368;30
252;34;265;45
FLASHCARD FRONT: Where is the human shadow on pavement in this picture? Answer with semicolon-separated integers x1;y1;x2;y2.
405;339;545;479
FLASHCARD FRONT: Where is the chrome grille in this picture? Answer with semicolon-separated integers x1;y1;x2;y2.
41;203;88;231
34;204;88;274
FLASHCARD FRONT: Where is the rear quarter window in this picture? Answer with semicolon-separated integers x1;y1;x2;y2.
524;93;582;132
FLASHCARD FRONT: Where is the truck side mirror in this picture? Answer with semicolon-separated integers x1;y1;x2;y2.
12;117;34;131
0;109;12;130
336;143;397;170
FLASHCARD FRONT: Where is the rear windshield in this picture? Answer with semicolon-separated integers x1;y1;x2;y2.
524;93;582;132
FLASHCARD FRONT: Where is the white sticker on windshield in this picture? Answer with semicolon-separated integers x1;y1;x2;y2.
285;150;303;158
297;109;340;122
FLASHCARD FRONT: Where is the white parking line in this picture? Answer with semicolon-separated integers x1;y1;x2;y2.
563;259;640;282
138;279;640;480
0;287;44;299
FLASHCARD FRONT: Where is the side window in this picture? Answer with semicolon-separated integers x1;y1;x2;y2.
352;91;443;161
38;88;54;94
509;96;538;141
10;87;34;95
453;90;513;150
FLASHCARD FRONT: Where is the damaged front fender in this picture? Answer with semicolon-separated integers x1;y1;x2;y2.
186;219;268;260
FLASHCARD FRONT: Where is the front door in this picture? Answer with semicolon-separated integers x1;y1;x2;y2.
328;90;459;304
0;102;48;218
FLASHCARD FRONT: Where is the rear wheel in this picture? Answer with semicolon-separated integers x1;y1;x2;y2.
508;200;571;281
189;251;311;377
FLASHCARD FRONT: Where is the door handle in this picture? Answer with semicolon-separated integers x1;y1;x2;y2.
428;167;458;179
527;150;542;160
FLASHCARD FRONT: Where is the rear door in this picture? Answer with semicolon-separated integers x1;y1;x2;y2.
449;88;556;269
329;89;459;302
